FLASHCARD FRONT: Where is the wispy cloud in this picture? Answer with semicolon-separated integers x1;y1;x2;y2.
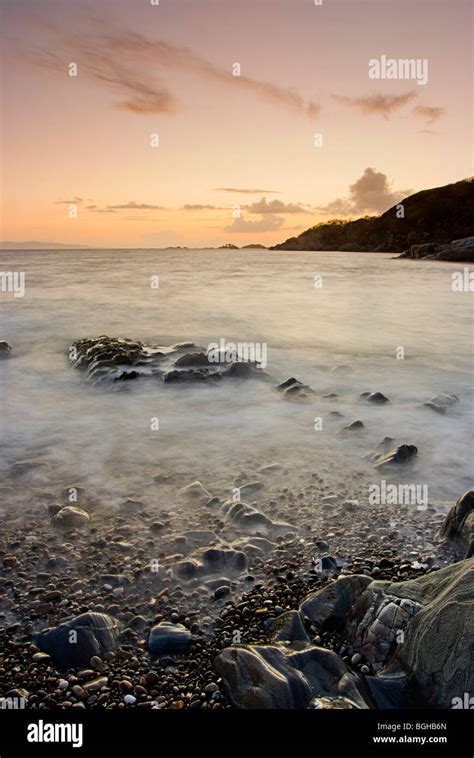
213;187;280;194
181;204;227;211
23;20;320;118
412;105;445;124
333;91;417;118
316;168;411;216
106;201;165;210
55;196;83;205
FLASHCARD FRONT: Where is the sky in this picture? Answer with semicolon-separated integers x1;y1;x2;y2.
0;0;472;248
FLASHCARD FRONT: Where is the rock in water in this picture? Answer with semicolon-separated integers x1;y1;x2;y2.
423;393;460;414
35;612;119;669
214;644;369;709
439;491;474;559
338;420;365;434
52;506;90;528
0;340;12;358
365;392;389;404
374;444;417;468
147;622;191;654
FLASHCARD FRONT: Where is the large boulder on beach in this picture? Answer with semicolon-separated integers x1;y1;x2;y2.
378;557;474;707
439;491;474;559
0;340;12;358
35;612;119;669
215;644;369;709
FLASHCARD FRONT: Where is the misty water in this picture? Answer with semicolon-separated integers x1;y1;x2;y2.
0;248;472;516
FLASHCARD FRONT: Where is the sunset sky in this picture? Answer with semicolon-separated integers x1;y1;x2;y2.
0;0;472;248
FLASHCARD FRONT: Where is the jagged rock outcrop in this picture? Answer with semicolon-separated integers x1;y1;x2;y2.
216;559;474;709
439;491;474;559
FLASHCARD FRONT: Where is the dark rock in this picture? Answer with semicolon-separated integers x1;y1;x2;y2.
35;612;119;669
147;622;191;655
365;392;389;404
0;340;12;358
439;491;474;559
163;368;221;384
374;444;417;468
52;506;90;528
174;352;210;367
338;420;365;434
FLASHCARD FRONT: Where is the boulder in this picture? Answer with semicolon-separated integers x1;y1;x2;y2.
147;622;191;655
214;644;370;709
35;612;119;669
300;575;372;630
439;491;474;559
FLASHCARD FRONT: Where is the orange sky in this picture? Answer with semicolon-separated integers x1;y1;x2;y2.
0;0;472;248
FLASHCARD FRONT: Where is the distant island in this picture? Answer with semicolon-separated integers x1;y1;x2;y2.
272;179;474;256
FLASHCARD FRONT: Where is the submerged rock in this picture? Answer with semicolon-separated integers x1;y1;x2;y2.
338;420;365;434
439;490;474;559
35;612;119;669
163;368;222;383
0;340;12;358
147;622;191;655
277;377;315;400
365;392;389;404
374;444;417;468
423;393;460;414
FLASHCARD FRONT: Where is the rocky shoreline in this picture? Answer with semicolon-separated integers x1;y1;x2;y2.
1;476;472;711
0;336;472;711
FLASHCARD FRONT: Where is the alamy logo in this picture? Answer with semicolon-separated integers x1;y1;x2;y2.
0;696;26;709
369;55;428;85
451;693;474;709
207;338;268;369
0;271;25;298
27;720;83;748
369;480;428;510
